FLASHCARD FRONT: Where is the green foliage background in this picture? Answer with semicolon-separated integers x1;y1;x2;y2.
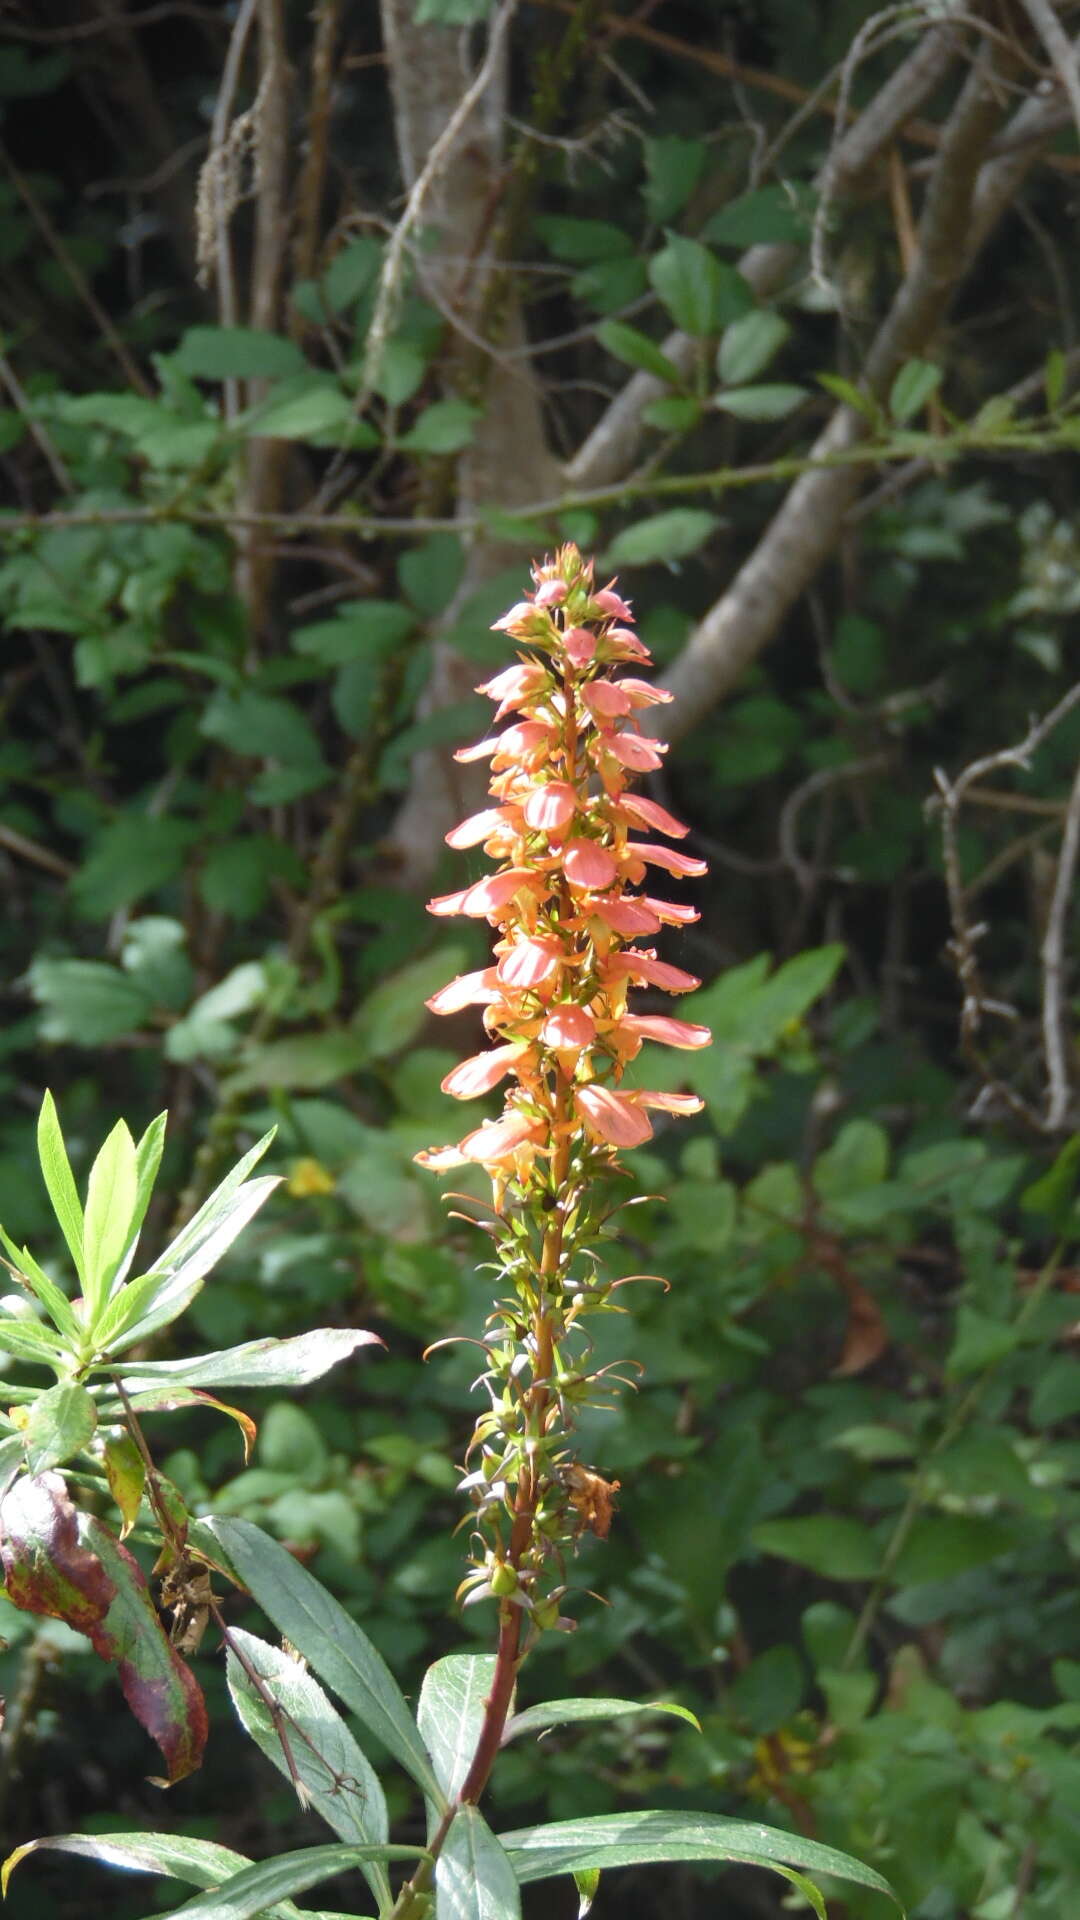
1;2;1080;1916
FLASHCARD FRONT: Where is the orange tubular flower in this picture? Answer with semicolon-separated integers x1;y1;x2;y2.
416;543;711;1174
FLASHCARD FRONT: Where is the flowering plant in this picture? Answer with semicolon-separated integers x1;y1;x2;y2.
0;555;898;1920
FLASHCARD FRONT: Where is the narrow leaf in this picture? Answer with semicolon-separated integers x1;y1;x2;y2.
125;1844;421;1920
418;1654;496;1800
36;1091;86;1287
438;1807;521;1920
195;1517;445;1805
0;1316;68;1364
504;1697;700;1742
499;1811;901;1906
82;1119;139;1319
227;1630;390;1907
114;1327;382;1391
0;1227;79;1338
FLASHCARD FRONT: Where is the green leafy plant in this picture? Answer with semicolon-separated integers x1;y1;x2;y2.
0;559;900;1920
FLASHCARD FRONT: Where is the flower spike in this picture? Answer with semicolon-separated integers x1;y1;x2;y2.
417;544;710;1636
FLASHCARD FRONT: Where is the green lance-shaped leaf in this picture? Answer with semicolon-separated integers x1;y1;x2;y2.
127;1843;421;1920
0;1312;68;1366
437;1806;521;1920
94;1130;278;1351
82;1117;139;1322
418;1654;496;1803
0;1225;79;1339
36;1090;87;1289
0;1471;207;1783
108;1327;383;1393
23;1381;97;1473
499;1811;902;1909
503;1696;700;1742
2;1830;387;1920
196;1516;445;1806
227;1629;390;1908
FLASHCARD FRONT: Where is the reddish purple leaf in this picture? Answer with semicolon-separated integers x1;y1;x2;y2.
0;1472;207;1783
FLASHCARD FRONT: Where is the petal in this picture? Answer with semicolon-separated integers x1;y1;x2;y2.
491;601;537;630
606;949;701;994
461;867;539;917
635;1089;705;1115
533;579;567;607
618;1014;712;1049
563;839;618;891
602;626;651;661
563;626;597;667
590;896;662;936
574;1083;653;1147
616;793;690;839
605;732;666;772
498;935;564;988
523;781;577;833
582;679;630;720
427;886;473;917
644;895;699;925
446;808;512;849
618;677;672;707
625;840;708;877
541;1004;596;1050
490;721;555;769
592;586;633;621
426;967;502;1014
414;1143;471;1172
441;1044;525;1100
459;1110;547;1165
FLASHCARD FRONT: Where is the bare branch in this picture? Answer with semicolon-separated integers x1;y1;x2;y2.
1018;0;1080;149
1042;755;1080;1129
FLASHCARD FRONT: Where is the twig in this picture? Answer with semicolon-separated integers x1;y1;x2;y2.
1018;0;1080;149
0;351;71;491
0;152;151;396
196;0;260;419
931;683;1080;1129
779;754;893;891
0;823;75;880
1041;754;1080;1129
360;0;520;403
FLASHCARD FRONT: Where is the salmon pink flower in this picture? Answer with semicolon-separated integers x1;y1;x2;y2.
442;1044;529;1100
574;1083;653;1147
562;839;618;891
426;967;502;1014
615;1014;712;1050
445;808;514;849
496;934;564;988
563;626;596;667
616;793;691;838
523;782;576;833
591;586;633;620
541;1003;596;1050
